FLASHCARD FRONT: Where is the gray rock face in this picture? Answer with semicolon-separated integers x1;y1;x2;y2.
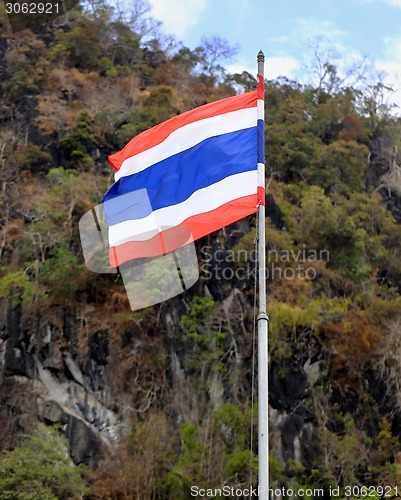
0;301;124;466
38;399;104;466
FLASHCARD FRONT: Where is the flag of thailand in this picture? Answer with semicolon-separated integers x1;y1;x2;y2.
104;77;265;267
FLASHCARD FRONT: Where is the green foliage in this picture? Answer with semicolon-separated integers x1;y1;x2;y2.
336;415;370;482
212;403;247;450
0;269;37;306
47;166;81;192
14;144;51;172
143;85;178;111
376;418;400;463
121;254;198;309
225;70;257;92
180;297;230;373
181;296;216;333
2;70;39;100
127;412;178;497
269;453;283;481
164;423;208;498
116;109;164;147
290;185;401;284
60;111;95;168
116;86;179;147
306;140;369;196
108;20;142;68
46;166;92;220
40;246;86;302
264;79;319;181
316;414;372;487
225;449;250;478
162;403;255;498
18;166;94;270
0;425;89;499
268;296;351;353
297;186;344;246
310;92;357;143
49;17;104;69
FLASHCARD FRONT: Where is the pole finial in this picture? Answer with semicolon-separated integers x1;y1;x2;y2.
257;51;265;78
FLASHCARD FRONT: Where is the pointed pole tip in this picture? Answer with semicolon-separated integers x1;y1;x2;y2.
257;50;265;62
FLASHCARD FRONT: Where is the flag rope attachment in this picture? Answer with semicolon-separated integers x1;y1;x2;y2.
249;210;259;497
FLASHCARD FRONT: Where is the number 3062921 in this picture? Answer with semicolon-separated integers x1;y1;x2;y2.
344;485;398;498
5;3;59;14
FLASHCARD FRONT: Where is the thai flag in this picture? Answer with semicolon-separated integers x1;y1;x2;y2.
104;77;265;267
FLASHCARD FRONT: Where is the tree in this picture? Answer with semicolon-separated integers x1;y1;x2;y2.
59;110;95;168
49;15;106;69
225;71;257;93
194;36;239;81
116;85;179;147
265;79;319;182
306;140;369;196
308;36;368;100
0;425;89;499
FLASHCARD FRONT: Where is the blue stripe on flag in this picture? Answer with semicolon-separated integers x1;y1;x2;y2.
104;127;257;225
102;188;154;227
257;119;264;164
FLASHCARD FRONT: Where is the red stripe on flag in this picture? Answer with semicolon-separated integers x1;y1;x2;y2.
257;74;264;100
108;193;260;267
257;186;265;206
108;90;258;172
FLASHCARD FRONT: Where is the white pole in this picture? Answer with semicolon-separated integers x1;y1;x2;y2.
257;50;269;500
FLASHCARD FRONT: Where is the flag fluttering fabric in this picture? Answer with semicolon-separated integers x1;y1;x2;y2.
104;80;265;268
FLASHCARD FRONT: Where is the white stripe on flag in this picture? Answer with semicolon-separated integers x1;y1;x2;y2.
258;162;265;188
257;99;264;120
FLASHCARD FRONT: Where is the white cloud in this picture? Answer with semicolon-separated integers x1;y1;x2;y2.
265;56;300;80
227;56;300;81
278;19;348;74
148;0;209;38
368;35;401;112
379;35;401;84
295;19;346;47
383;35;401;58
248;20;346;83
381;0;401;6
360;0;401;6
226;63;255;76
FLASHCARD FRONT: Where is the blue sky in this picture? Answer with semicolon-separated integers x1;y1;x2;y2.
148;0;401;104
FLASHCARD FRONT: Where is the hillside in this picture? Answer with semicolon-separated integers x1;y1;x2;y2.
1;1;401;498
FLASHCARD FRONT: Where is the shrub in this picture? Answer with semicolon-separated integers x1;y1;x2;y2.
0;425;89;499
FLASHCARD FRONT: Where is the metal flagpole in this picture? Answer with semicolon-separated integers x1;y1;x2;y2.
257;50;269;499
